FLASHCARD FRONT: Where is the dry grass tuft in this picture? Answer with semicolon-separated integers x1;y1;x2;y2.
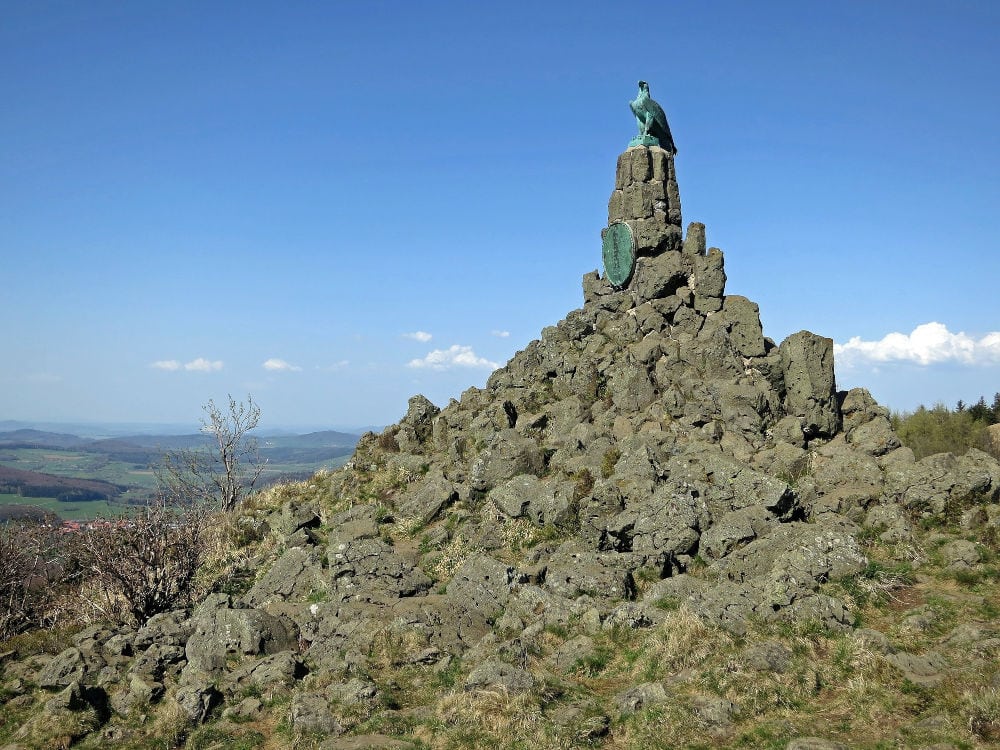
648;606;730;671
368;623;432;671
425;535;484;583
14;706;101;749
964;687;1000;742
432;689;544;747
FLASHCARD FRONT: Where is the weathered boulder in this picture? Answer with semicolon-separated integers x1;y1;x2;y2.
447;555;513;622
543;549;638;602
290;691;342;734
864;503;915;543
664;449;797;520
690;694;739;728
780;330;839;438
489;474;577;528
605;480;709;556
126;674;164;705
940;539;980;568
243;545;327;606
397;472;457;525
469;429;546;493
43;681;90;713
184;595;298;674
328;538;431;603
224;651;306;692
266;498;322;540
720;295;766;357
846;415;901;456
129;643;185;682
173;675;220;724
325;677;377;706
327;504;381;544
839;387;888;434
719;522;867;592
133;610;192;650
744;640;793;673
885;449;999;514
682;221;706;256
386;594;491;657
809;442;884;519
699;505;774;560
616;681;668;714
38;648;87;690
395;394;440;454
550;635;596;673
885;650;950;687
692;248;726;312
629;252;689;301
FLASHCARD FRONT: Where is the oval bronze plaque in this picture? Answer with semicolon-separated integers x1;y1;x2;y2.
602;221;635;288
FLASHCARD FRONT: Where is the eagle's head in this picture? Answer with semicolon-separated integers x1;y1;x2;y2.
638;80;649;91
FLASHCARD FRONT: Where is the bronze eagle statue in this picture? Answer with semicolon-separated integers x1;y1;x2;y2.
629;80;677;154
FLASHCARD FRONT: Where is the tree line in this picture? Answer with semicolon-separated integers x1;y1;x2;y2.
0;465;122;502
892;392;1000;461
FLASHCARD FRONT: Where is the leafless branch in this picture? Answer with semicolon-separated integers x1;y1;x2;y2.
156;393;266;512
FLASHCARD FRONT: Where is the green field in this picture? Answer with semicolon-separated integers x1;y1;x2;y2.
0;448;159;489
0;492;128;520
0;427;357;522
0;447;349;485
0;455;351;521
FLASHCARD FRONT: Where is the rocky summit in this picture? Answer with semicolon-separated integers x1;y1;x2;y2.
4;146;1000;749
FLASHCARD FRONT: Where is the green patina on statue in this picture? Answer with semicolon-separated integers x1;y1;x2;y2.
629;80;677;153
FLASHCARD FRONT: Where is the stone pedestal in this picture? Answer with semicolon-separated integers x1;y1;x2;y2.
606;145;682;256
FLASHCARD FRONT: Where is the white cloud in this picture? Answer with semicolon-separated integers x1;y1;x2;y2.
151;360;181;371
491;330;511;338
318;360;350;372
835;322;1000;367
151;358;223;372
403;331;433;342
262;358;302;372
407;344;499;371
184;358;224;372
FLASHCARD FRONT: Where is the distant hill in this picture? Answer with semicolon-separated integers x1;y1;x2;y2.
94;434;214;450
0;429;91;449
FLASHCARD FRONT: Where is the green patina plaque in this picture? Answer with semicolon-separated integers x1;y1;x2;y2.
602;221;635;288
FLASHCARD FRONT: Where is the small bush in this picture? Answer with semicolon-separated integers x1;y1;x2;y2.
839;560;916;608
376;429;401;452
601;448;621;479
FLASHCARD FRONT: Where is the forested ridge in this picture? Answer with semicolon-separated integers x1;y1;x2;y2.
893;392;1000;460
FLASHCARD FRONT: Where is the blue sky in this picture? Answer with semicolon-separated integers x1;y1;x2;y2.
2;1;999;430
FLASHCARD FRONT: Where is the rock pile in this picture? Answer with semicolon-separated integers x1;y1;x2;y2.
6;145;1000;749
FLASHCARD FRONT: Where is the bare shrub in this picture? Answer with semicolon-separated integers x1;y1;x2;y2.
74;500;208;627
0;522;71;639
